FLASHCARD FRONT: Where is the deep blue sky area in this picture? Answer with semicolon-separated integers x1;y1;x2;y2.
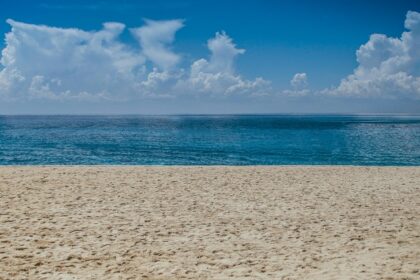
0;0;419;114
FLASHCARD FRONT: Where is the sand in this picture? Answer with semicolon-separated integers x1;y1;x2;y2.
0;166;419;279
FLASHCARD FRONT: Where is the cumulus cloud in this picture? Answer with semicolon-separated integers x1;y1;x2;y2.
282;72;310;96
327;11;420;99
140;68;184;97
130;19;184;70
0;19;145;100
176;32;270;96
0;19;269;101
290;73;308;88
206;31;245;73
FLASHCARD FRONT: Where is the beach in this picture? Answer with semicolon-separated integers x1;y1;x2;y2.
0;166;419;279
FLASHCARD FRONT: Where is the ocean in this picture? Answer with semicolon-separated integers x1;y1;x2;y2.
0;115;419;165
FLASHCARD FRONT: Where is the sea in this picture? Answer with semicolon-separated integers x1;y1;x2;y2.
0;115;419;165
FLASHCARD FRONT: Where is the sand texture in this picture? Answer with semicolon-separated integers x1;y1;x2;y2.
0;166;419;279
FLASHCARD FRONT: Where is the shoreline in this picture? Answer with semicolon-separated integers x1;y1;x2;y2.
1;166;419;279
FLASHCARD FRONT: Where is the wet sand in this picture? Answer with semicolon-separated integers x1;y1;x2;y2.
0;166;419;279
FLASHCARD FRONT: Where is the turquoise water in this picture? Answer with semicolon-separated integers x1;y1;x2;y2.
0;115;419;165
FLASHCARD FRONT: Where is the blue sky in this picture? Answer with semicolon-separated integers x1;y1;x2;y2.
0;0;419;114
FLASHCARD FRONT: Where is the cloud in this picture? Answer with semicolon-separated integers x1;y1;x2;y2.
0;20;269;101
176;31;270;96
140;68;184;98
5;12;417;105
0;19;145;100
327;11;420;99
291;73;308;88
130;19;184;70
206;31;245;73
282;72;310;96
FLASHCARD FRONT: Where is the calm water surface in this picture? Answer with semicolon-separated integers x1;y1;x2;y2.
0;115;419;165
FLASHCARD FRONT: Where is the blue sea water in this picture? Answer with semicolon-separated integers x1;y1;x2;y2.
0;115;419;165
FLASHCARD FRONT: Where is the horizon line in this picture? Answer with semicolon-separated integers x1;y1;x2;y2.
1;113;420;117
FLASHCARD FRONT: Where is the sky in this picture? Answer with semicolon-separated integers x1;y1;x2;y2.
0;0;419;114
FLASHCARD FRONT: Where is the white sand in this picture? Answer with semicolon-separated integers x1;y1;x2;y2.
0;166;419;279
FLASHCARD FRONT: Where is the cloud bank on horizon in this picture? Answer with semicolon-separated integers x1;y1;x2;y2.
0;11;419;103
0;18;270;101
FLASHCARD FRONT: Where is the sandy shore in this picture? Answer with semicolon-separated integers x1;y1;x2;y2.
0;166;419;279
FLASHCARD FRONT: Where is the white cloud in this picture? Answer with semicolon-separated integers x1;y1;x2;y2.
0;19;145;100
282;72;310;96
1;11;419;109
130;19;184;70
290;72;308;88
206;31;245;73
0;20;269;101
176;32;270;96
140;68;183;98
327;11;420;99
